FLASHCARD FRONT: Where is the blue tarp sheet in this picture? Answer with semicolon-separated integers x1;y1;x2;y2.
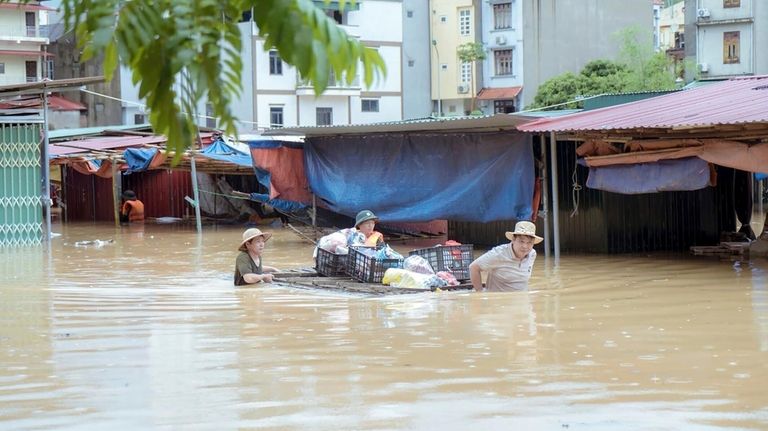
123;147;157;174
586;157;711;194
757;172;768;181
304;133;534;222
200;139;253;167
249;192;307;213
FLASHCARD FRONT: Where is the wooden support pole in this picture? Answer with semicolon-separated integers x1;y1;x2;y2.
190;156;202;234
540;134;550;257
549;131;561;259
111;157;120;227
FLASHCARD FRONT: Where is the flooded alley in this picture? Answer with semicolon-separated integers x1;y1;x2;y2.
1;223;768;430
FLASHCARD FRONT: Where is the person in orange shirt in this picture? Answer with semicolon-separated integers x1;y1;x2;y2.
354;209;384;246
119;190;145;224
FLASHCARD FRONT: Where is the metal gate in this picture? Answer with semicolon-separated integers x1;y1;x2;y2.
0;121;43;247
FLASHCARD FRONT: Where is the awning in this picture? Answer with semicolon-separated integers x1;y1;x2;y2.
477;86;522;100
0;3;55;11
0;95;85;111
0;50;54;57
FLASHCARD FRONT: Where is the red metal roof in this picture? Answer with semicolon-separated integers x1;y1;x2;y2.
477;86;522;100
51;136;168;156
518;76;768;133
0;95;86;111
0;3;55;11
0;50;54;57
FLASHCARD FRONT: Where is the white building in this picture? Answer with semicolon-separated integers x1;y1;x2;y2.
0;1;51;86
478;0;524;114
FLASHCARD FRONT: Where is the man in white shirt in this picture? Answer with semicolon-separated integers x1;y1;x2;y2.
469;221;543;292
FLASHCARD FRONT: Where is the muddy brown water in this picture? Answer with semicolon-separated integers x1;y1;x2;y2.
1;222;767;430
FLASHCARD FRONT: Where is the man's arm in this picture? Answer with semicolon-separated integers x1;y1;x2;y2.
243;272;274;284
469;261;483;292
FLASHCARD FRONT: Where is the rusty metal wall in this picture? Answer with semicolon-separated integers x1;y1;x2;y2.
122;170;193;219
449;139;736;252
63;168;194;221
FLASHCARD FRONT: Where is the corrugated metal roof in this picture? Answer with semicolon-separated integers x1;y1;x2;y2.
518;75;768;133
477;86;522;100
49;124;151;140
263;113;537;137
50;136;168;156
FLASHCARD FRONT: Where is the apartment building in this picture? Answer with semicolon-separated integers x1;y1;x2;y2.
477;0;523;114
684;0;767;79
0;1;52;86
429;0;480;116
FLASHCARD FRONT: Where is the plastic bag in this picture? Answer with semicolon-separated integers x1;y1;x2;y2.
376;245;403;260
318;231;348;253
403;255;435;274
436;271;460;286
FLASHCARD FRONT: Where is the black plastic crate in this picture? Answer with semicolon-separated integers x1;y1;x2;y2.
408;244;474;280
315;247;349;277
347;246;403;283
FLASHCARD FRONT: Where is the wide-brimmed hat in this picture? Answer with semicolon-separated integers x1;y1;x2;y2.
121;190;137;200
505;221;543;244
238;227;272;251
355;209;379;227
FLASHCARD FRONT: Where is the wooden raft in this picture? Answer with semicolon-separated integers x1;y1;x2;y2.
271;269;473;296
690;241;751;256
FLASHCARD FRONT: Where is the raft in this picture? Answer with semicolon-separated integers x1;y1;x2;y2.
271;269;474;296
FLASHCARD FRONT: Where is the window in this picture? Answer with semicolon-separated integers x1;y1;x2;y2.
270;106;284;128
724;0;740;7
448;105;456;113
723;31;740;64
493;3;512;29
0;63;4;74
206;103;217;128
269;50;282;75
441;64;448;71
494;49;513;75
45;59;54;79
134;114;146;124
407;10;413;18
361;99;379;112
408;59;415;67
316;107;332;125
494;100;515;114
460;62;471;84
459;9;471;36
324;9;343;24
440;15;447;23
674;31;684;49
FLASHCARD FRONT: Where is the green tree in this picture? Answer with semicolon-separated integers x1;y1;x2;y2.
36;0;385;158
456;42;487;113
528;26;676;110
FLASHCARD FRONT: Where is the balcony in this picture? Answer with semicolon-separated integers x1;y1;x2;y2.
296;73;361;96
0;25;49;42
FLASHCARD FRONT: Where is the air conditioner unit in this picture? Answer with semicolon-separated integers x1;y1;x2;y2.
457;84;469;94
495;35;507;45
698;62;709;73
697;8;710;18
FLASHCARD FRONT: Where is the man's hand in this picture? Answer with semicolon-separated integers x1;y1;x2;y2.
261;273;275;283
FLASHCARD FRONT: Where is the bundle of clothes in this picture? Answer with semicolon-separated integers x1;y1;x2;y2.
382;255;460;290
316;228;403;259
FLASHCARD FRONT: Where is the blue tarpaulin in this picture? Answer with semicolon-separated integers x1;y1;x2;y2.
200;139;253;167
248;192;307;213
123;147;158;174
586;157;711;194
757;172;768;181
304;133;534;222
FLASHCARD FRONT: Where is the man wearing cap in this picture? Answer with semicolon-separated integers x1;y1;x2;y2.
119;190;144;224
354;209;384;246
469;221;543;292
235;228;280;286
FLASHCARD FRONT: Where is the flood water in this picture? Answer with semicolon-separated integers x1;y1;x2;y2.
2;222;768;430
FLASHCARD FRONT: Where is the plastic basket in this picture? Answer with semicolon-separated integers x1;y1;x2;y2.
408;244;474;280
347;246;403;283
315;247;349;277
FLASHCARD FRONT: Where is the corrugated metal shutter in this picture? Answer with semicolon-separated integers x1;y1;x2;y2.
0;122;43;247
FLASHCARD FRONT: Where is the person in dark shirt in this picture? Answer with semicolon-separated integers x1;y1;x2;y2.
234;228;279;286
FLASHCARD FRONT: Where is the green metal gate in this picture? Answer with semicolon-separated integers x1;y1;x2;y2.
0;121;43;247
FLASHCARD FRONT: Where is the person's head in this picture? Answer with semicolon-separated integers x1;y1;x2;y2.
239;228;272;253
505;221;543;258
121;190;137;201
355;210;379;236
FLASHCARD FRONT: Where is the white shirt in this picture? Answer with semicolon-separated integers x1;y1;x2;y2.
473;244;536;292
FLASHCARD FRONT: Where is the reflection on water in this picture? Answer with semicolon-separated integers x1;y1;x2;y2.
1;222;768;430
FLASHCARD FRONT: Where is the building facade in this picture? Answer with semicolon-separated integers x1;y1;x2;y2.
520;0;653;108
477;0;524;114
0;1;51;86
429;0;481;116
684;0;766;80
402;0;432;120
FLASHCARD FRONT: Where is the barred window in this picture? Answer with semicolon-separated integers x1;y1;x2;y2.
270;106;284;128
361;99;379;112
494;49;513;75
493;3;512;29
316;107;332;125
723;31;740;64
